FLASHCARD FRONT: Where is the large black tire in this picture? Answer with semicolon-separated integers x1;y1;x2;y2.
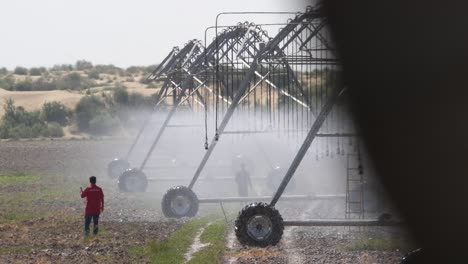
108;159;130;179
267;166;296;193
162;186;199;218
235;202;284;247
118;169;148;192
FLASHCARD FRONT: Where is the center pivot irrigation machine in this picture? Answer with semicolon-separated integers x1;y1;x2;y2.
107;4;400;246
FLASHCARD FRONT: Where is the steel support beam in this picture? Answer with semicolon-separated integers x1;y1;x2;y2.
270;88;345;206
283;219;402;227
198;194;345;203
187;59;260;189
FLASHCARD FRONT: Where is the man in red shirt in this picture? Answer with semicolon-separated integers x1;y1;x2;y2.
80;176;104;235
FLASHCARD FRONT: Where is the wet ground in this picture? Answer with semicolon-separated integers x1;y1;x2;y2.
0;139;410;263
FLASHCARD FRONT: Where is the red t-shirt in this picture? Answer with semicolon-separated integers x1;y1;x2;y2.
81;184;104;215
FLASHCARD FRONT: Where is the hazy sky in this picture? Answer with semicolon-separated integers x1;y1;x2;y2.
0;0;310;69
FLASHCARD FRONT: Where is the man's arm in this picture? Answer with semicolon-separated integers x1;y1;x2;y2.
80;187;88;198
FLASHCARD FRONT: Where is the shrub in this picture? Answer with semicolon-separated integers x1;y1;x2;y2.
128;92;146;107
87;71;100;80
113;85;129;105
0;68;8;75
46;122;64;137
57;72;94;90
9;124;33;138
30;78;57;91
0;75;15;90
41;101;68;125
126;66;144;74
88;112;119;135
29;67;43;76
50;64;73;72
14;67;28;75
75;95;106;131
31;122;47;137
13;79;33;91
0;99;57;139
94;64;121;75
75;60;93;71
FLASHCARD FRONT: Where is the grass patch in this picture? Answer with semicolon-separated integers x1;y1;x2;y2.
188;220;227;264
130;216;227;264
1;212;46;223
0;172;39;185
0;171;79;223
344;238;402;251
130;218;207;263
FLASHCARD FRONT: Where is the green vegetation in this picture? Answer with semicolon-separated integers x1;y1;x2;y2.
0;171;78;224
56;72;94;90
29;67;47;76
0;171;39;185
188;220;227;264
0;67;8;75
131;217;227;264
131;219;205;263
13;66;28;75
88;111;119;135
75;95;107;131
0;61;163;138
75;60;93;71
41;101;70;125
50;64;73;72
0;99;64;139
0;73;96;91
344;237;404;251
87;70;100;80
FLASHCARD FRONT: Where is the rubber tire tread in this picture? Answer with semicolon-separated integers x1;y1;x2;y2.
161;186;199;218
118;169;148;192
234;202;284;247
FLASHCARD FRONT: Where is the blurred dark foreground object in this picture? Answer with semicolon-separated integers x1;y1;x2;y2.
323;1;468;263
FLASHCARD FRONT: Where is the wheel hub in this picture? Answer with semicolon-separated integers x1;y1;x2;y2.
125;176;140;190
171;195;191;216
247;214;273;241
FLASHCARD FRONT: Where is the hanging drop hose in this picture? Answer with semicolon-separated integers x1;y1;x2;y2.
204;82;209;150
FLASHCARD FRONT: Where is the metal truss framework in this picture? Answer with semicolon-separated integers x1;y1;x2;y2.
148;5;399;247
114;21;317;185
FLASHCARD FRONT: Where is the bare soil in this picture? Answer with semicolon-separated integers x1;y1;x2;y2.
0;140;410;263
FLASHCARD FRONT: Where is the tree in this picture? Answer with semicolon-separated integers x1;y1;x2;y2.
13;67;28;75
75;95;106;131
75;60;93;71
41;101;68;125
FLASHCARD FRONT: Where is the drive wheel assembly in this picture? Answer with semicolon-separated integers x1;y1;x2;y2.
235;202;284;247
107;159;130;179
118;169;148;192
162;186;199;218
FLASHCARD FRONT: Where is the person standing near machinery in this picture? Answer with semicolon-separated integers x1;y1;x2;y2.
235;163;253;197
80;176;104;236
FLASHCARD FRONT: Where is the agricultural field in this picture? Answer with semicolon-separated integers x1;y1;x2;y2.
0;139;411;263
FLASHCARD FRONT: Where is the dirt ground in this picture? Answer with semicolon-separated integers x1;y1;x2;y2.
0;140;410;263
